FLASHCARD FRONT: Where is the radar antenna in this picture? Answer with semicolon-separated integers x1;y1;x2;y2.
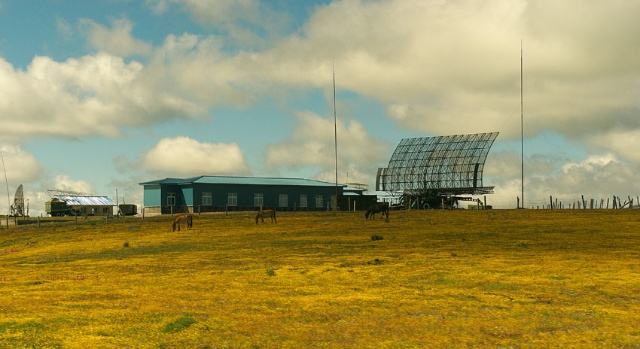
10;184;25;217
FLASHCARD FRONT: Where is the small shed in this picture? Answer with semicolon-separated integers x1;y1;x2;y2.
47;194;114;217
341;184;378;211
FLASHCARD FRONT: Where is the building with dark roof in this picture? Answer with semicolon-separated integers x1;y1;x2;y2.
140;175;345;214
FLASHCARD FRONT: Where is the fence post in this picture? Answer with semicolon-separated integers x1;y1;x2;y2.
517;196;520;209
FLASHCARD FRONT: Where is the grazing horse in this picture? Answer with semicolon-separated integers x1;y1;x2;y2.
172;213;193;232
365;202;390;221
255;209;277;224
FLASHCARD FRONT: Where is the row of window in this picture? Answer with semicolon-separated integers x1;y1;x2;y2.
166;192;327;208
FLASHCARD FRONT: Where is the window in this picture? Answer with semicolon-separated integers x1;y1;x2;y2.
278;194;288;208
202;192;212;206
315;195;324;208
299;194;307;208
254;193;264;207
227;192;237;206
167;192;176;206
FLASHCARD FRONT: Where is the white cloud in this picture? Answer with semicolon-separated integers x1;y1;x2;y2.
142;136;250;176
148;0;635;145
485;152;640;208
266;111;388;185
0;144;41;183
589;130;640;163
56;18;73;40
52;175;95;194
145;0;170;15
80;18;152;57
3;1;640;164
147;0;289;47
0;50;206;139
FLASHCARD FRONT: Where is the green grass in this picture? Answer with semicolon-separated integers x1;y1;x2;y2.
162;315;197;333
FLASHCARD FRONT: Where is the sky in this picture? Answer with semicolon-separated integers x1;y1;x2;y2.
1;0;640;213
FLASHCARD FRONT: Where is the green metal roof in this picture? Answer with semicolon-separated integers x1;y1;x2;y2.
140;175;344;187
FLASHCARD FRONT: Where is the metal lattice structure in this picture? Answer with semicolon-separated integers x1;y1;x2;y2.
376;132;499;196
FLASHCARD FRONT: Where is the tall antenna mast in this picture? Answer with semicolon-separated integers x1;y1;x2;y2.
1;152;10;227
520;40;525;209
333;63;339;211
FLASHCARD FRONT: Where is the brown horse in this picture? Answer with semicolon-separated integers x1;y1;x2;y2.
255;209;277;224
172;213;193;231
365;202;390;221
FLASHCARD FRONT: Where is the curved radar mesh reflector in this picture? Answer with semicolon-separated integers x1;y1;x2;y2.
376;132;499;195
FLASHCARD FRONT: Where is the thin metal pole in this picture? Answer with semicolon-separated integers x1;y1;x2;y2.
115;188;118;217
333;63;339;211
520;40;524;209
1;152;9;228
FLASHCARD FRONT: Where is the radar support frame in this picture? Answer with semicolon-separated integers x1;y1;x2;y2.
376;132;499;208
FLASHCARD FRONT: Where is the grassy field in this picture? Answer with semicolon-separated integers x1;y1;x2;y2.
0;210;639;348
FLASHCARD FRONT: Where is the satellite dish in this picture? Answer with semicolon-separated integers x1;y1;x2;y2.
10;184;25;217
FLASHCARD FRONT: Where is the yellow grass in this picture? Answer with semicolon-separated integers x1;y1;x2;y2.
1;210;639;348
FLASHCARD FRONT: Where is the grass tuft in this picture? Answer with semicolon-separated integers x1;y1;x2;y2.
367;258;383;265
162;315;196;333
370;234;384;241
266;266;276;276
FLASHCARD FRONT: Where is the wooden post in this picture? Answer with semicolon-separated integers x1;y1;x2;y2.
142;207;145;220
549;196;553;210
628;196;633;209
484;195;487;209
517;196;520;209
